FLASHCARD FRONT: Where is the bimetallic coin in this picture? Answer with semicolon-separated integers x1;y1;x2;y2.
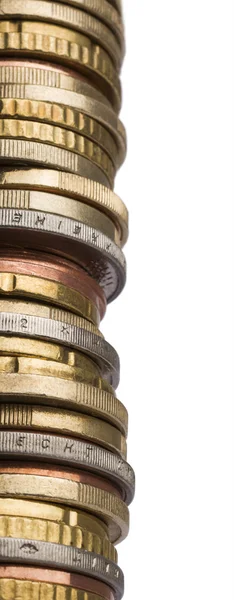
0;372;127;434
0;0;123;69
0;169;128;245
0;431;135;504
0;207;126;302
0;22;121;110
0;538;124;599
0;310;119;387
0;475;129;542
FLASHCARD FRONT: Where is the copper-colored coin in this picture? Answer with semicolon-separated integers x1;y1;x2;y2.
0;567;115;600
0;462;122;498
0;249;106;321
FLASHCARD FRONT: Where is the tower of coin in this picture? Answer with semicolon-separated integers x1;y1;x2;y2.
0;1;134;598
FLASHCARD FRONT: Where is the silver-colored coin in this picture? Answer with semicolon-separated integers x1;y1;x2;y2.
0;431;135;504
0;207;126;302
52;0;124;48
0;537;124;599
0;139;110;187
0;312;120;388
0;65;110;105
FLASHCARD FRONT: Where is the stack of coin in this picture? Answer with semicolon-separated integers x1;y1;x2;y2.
0;1;134;598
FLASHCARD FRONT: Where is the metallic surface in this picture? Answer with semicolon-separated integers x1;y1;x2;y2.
0;189;120;245
0;250;107;322
0;356;116;393
0;373;128;434
0;59;111;104
0;119;115;187
0;337;102;373
0;577;113;600
0;513;117;560
0;404;127;457
0;431;134;504
0;98;120;167
54;0;124;46
0;499;110;536
0;0;123;69
0;463;121;498
0;1;133;595
0;568;116;600
0;22;121;110
0;79;126;160
0;311;119;387
0;207;126;302
0;538;124;599
0;139;110;186
0;476;129;542
0;298;103;337
0;272;100;325
0;169;128;246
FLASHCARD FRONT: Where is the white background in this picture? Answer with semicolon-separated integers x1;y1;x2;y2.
102;1;233;598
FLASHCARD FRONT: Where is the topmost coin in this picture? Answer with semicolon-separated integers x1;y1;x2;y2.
43;0;125;47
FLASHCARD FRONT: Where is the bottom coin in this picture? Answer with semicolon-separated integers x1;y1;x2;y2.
0;566;115;600
0;539;123;599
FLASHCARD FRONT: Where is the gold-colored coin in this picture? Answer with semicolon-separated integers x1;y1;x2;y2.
0;22;121;110
0;298;103;337
0;514;117;560
0;169;128;245
0;272;100;326
0;499;109;537
0;0;123;69
0;82;126;163
0;371;128;435
0;474;129;542
0;580;105;600
0;189;120;246
0;119;114;187
0;403;127;457
0;97;120;168
0;337;101;373
0;338;116;395
0;356;113;391
0;338;113;394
